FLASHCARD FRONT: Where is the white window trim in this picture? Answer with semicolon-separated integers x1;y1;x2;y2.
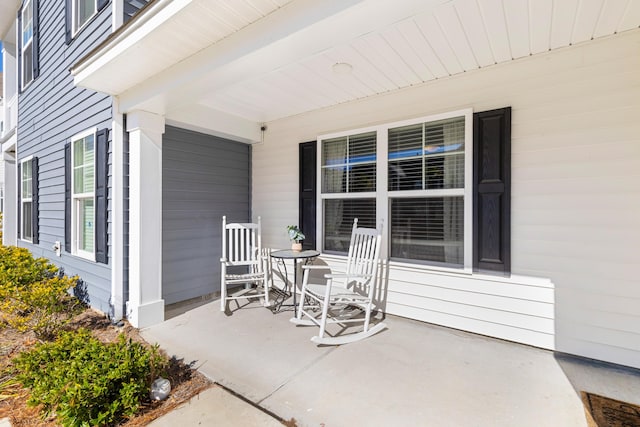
19;155;33;243
71;128;96;261
317;108;473;272
72;0;98;38
21;0;34;90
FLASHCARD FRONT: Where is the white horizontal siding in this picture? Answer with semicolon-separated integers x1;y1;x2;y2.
253;29;640;368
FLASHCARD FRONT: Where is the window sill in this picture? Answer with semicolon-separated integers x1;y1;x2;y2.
21;79;34;92
388;259;471;276
73;250;96;263
71;12;98;40
317;252;553;288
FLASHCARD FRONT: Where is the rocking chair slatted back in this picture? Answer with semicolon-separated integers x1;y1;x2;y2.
220;216;270;312
345;218;382;295
222;218;261;266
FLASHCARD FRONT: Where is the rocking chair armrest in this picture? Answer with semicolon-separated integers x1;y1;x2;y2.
220;257;227;263
323;272;372;280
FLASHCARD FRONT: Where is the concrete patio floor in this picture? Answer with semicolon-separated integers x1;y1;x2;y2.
141;299;640;426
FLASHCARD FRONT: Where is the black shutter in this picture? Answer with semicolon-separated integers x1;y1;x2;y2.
95;128;108;264
97;0;109;12
33;0;39;79
17;162;21;239
32;157;39;244
299;141;316;250
473;107;511;274
64;143;71;252
65;0;72;44
17;8;22;92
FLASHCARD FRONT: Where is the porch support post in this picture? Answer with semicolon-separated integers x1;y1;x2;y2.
2;147;17;246
110;101;125;321
126;110;165;328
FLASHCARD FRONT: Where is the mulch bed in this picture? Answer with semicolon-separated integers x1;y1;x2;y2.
0;309;213;426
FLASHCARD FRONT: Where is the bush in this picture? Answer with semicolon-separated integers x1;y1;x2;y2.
13;329;166;427
0;246;82;339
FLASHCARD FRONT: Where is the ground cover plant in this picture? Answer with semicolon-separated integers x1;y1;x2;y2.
0;246;212;426
14;329;165;426
0;246;83;339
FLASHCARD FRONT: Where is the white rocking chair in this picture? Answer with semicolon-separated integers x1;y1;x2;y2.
220;216;270;312
290;219;386;345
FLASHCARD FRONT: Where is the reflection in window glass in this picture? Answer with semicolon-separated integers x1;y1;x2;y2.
74;134;94;194
22;0;33;45
72;130;95;257
324;199;376;253
78;198;94;253
388;117;465;191
21;0;34;88
322;132;376;193
21;160;33;241
74;0;97;33
390;197;464;267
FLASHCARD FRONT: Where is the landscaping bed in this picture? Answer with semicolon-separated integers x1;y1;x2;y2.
0;246;213;426
0;309;213;426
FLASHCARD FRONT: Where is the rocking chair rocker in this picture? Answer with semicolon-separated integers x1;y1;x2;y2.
290;218;386;345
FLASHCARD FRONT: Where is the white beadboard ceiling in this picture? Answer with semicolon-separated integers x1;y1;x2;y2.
73;0;640;139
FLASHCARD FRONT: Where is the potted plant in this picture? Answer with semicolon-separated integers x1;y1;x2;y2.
287;225;305;251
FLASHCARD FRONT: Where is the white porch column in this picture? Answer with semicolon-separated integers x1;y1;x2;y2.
126;110;165;328
110;101;125;321
2;147;17;246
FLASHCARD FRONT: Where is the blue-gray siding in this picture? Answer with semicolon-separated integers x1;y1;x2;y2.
124;0;150;23
17;1;113;313
162;126;250;305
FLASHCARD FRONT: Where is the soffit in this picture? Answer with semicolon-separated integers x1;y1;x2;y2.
73;0;640;125
0;1;20;41
73;0;294;95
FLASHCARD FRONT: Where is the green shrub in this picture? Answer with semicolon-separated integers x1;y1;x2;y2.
13;329;166;427
0;246;82;339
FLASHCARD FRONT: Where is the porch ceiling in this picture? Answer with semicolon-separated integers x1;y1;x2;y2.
73;0;640;140
0;1;19;40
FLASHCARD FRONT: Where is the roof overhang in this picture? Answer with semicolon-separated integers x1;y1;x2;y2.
0;1;20;41
72;0;640;143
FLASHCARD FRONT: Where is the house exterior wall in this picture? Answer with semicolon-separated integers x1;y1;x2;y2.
162;126;251;305
17;0;113;313
253;30;640;369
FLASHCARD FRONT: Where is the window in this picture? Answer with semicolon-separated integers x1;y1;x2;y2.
65;128;108;263
389;116;466;267
321;131;377;253
21;159;33;241
71;129;95;259
319;110;472;269
21;0;34;89
66;0;108;43
73;0;97;36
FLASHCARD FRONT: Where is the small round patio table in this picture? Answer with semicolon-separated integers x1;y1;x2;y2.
269;249;320;315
